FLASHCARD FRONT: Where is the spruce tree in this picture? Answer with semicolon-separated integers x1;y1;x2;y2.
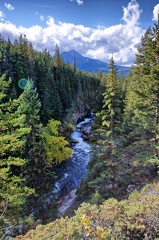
101;57;123;137
124;19;159;167
0;75;33;236
18;82;55;219
80;59;126;202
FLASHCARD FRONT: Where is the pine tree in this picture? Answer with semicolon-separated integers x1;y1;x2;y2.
0;75;33;236
73;55;77;73
101;57;123;138
35;50;64;122
54;44;61;69
124;19;159;164
17;82;55;218
85;58;125;199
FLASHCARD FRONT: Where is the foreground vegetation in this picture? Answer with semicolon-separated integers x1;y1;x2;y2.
12;181;159;240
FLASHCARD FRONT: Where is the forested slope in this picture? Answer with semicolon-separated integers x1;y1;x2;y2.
0;35;100;238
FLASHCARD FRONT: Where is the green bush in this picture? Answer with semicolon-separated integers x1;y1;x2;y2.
12;181;159;240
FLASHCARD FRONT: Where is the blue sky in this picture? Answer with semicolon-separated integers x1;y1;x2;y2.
0;0;159;66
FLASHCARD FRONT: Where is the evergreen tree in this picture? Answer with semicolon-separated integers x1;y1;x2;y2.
0;75;33;236
54;44;61;69
80;58;126;202
73;55;77;73
101;57;123;137
124;19;159;167
35;50;64;122
18;82;55;219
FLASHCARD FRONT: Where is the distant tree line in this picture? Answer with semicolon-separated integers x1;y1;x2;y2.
0;34;99;123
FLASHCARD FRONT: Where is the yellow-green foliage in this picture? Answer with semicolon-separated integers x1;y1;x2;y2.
42;119;73;164
12;181;159;240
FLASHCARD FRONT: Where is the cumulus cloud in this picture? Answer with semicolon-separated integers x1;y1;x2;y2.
122;0;142;26
0;0;145;66
152;4;159;21
4;3;15;11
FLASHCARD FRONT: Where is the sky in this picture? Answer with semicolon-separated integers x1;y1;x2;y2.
0;0;159;66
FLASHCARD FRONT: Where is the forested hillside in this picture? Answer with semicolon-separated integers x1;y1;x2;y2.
0;34;100;238
1;18;159;240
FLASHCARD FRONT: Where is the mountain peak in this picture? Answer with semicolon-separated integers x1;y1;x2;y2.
62;49;82;58
61;50;130;75
68;49;81;56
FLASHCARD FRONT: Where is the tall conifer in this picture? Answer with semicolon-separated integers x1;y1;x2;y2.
0;75;33;236
102;57;123;137
124;19;159;163
18;83;54;218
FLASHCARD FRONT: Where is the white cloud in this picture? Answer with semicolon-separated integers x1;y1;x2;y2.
0;0;145;66
152;4;159;21
122;0;142;26
40;15;45;21
0;11;5;22
4;3;15;11
70;0;84;5
76;0;84;5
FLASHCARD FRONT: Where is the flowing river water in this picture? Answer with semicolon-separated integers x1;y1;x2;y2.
53;117;93;214
54;117;92;198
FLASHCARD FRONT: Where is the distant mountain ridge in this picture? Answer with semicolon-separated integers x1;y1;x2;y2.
60;50;130;75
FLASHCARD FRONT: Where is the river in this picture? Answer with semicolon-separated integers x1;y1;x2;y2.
53;117;93;201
